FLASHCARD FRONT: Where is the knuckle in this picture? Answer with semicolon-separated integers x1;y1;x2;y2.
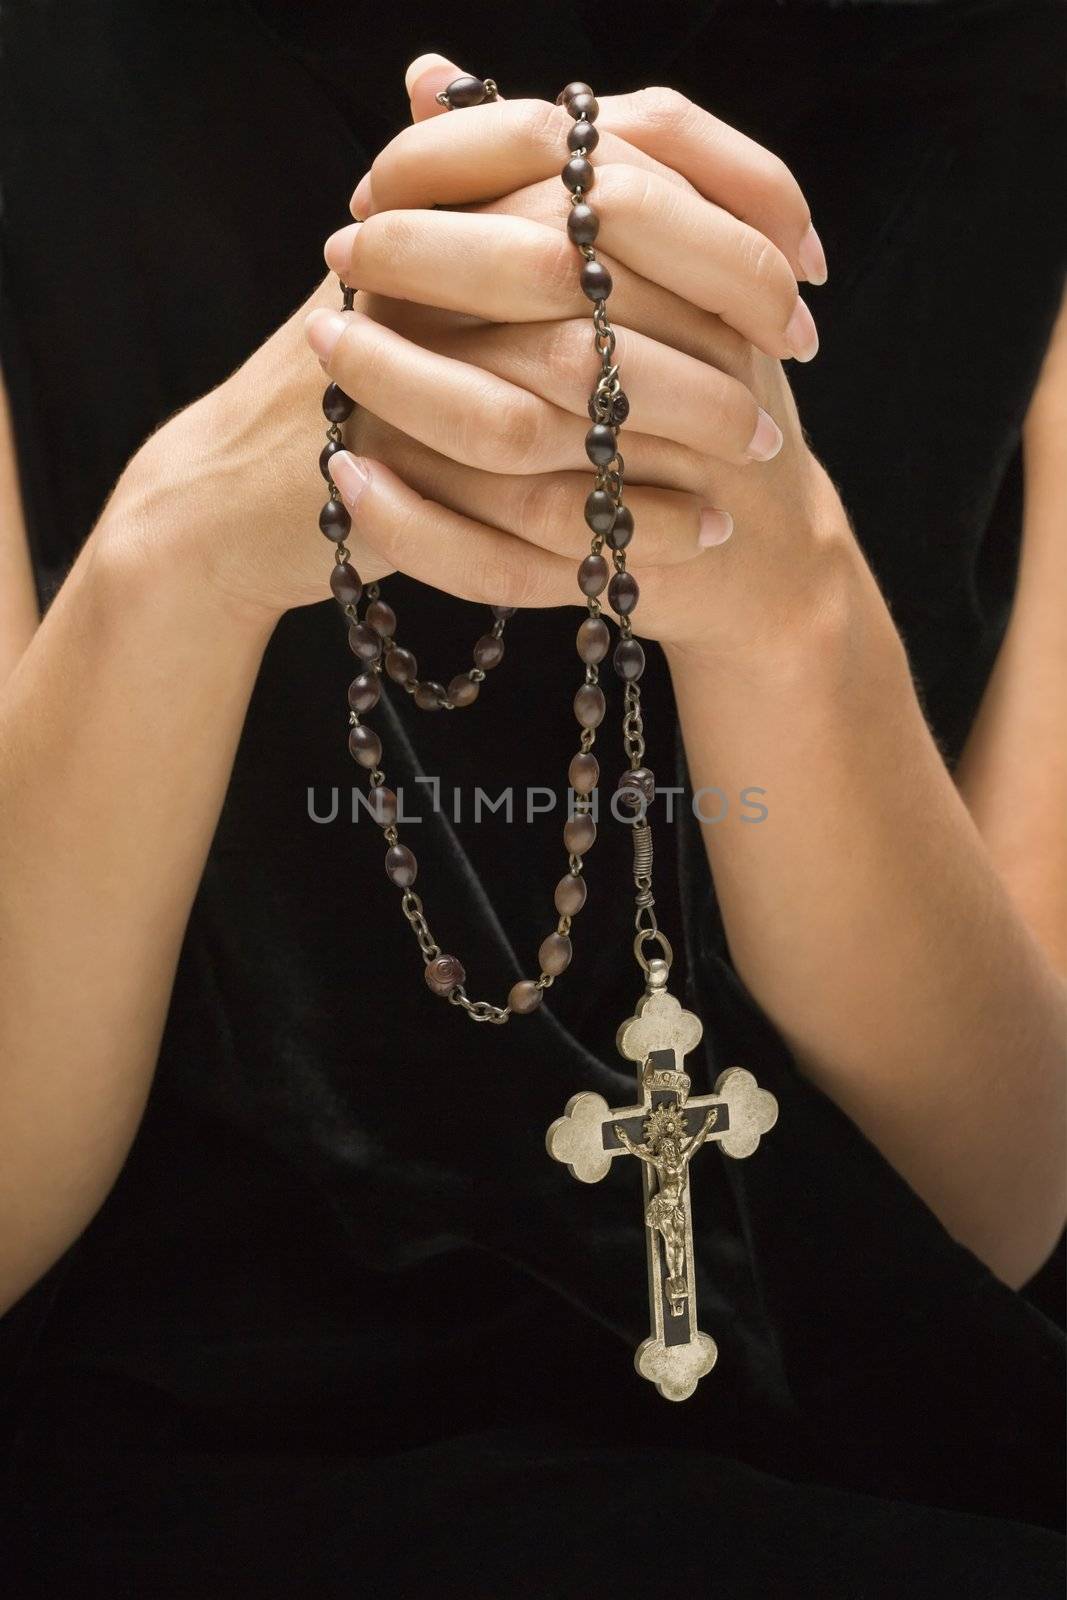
743;232;794;313
475;387;547;474
634;85;693;131
519;96;569;154
534;232;581;308
518;474;577;546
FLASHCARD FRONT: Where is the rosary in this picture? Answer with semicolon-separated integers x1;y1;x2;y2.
314;76;778;1402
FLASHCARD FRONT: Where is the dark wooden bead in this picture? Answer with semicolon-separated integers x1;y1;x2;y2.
580;261;613;302
584;489;617;535
567;203;599;246
491;605;516;620
613;637;646;681
385;843;418;887
348;724;382;770
564;813;597;855
368;786;398;827
319;498;351;542
577;553;609;596
585;424;617;466
568;92;599;123
568;119;599;153
539;932;573;976
330;561;363;608
424;954;466;996
442;75;492;108
576;616;610;664
568;752;600;794
559;81;594;109
322;383;354;423
554;872;588;916
447;674;480;708
385;646;417;684
319;437;346;479
348;672;381;713
473;633;505;670
574;684;606;728
508;979;543;1015
562;156;595;193
348;623;382;662
413;680;446;710
606;504;634;551
608;571;640;616
364;599;397;638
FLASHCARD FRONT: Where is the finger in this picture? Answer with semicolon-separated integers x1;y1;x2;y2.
597;87;826;285
328;452;579;612
350;96;695;220
399;318;782;466
325;207;805;364
405;53;507;125
354;417;722;567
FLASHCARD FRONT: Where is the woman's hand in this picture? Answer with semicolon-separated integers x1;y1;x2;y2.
306;57;847;658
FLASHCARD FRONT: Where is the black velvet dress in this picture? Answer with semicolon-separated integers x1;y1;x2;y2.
1;2;1064;1594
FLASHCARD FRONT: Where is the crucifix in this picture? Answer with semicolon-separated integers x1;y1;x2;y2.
547;957;778;1401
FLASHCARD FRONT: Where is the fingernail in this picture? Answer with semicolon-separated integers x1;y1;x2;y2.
744;408;783;463
305;309;349;364
798;224;828;286
351;172;374;220
785;296;819;363
324;222;361;277
697;508;734;548
328;451;371;507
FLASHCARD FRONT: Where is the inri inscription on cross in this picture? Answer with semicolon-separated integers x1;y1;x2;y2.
547;959;778;1401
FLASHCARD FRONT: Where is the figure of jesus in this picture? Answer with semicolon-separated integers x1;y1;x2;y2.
614;1104;720;1316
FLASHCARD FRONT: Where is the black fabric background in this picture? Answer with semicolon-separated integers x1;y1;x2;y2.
0;1;1064;1594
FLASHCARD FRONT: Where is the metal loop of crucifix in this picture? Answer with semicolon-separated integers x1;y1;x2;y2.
547;958;778;1402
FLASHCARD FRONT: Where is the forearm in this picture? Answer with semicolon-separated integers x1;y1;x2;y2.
666;527;1066;1287
0;490;273;1310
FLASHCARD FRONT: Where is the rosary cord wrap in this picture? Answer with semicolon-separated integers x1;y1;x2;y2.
315;74;667;1021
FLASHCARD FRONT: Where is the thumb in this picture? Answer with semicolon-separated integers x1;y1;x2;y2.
405;52;504;123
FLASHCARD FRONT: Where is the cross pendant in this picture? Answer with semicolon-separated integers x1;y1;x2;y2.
547;958;778;1401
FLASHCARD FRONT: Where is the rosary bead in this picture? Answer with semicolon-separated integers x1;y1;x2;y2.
585;424;617;466
413;680;446;710
617;766;656;809
365;599;397;638
424;953;466;996
385;646;418;684
568;92;599;123
319;437;345;480
539;932;573;976
447;673;480;707
348;672;381;713
568;751;600;794
491;605;516;620
442;74;492;108
385;843;418;887
348;623;382;662
508;979;543;1015
577;553;609;597
319;499;351;542
608;571;640;616
567;203;600;246
322;382;354;423
348;724;382;770
331;562;363;608
554;872;588;916
613;637;646;681
584;489;616;536
368;786;398;827
606;504;634;551
564;812;597;855
580;261;613;302
562;156;595;193
574;684;607;728
473;633;505;670
559;81;594;110
576;616;610;664
567;119;600;153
